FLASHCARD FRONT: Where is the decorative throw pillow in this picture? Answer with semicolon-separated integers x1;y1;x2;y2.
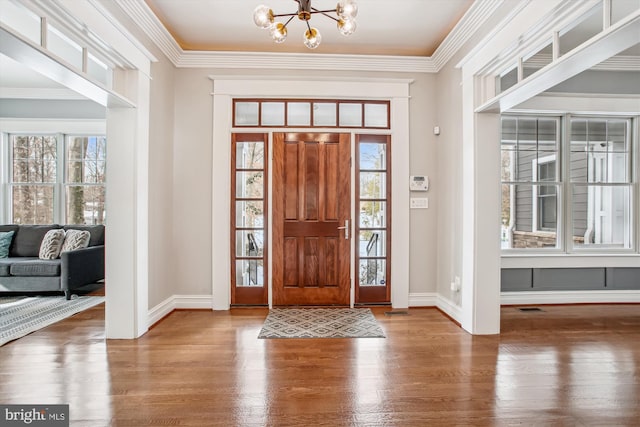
39;229;66;260
60;229;91;253
0;231;15;258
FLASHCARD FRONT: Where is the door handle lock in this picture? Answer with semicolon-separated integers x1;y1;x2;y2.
337;220;350;240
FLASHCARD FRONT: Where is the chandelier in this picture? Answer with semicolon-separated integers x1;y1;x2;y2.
253;0;358;49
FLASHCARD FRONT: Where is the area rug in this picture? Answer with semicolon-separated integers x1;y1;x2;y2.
0;296;105;346
258;308;385;338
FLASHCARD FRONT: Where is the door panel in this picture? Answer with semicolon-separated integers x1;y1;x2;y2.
273;132;351;306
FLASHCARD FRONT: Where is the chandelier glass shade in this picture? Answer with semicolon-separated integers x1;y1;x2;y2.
253;0;358;49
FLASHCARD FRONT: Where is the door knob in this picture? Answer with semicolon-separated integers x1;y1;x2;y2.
337;220;350;240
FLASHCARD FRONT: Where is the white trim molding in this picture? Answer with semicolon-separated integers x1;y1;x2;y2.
210;76;412;310
436;295;463;324
501;290;640;305
408;292;438;307
148;294;214;328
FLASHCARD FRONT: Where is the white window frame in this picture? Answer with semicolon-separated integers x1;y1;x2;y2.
0;120;106;225
568;116;635;253
502;114;638;255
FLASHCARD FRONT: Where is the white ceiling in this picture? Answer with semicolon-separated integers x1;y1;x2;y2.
143;0;475;56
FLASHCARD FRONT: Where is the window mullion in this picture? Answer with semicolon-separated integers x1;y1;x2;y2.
55;133;66;224
634;117;639;253
562;114;571;253
0;133;8;223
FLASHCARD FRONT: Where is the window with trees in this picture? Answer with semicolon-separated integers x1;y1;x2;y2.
230;133;268;305
8;134;106;225
501;115;636;252
356;134;391;304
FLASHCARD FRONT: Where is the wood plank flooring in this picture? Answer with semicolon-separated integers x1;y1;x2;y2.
1;301;639;426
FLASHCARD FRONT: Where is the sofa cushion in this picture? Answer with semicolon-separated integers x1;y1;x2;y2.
0;259;12;276
0;225;19;255
0;224;20;234
10;225;63;257
60;229;91;253
63;225;104;247
9;258;61;277
39;229;66;260
0;231;15;258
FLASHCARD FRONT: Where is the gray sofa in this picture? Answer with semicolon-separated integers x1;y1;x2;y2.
0;224;105;300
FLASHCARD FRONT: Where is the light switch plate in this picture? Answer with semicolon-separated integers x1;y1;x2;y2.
410;198;428;209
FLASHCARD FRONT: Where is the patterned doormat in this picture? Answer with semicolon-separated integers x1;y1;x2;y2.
0;296;105;346
258;308;385;338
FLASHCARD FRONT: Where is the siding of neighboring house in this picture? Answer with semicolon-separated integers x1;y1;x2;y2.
515;151;534;233
570;151;588;236
513;149;588;240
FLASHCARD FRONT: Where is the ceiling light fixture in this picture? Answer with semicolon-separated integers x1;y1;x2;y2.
253;0;358;49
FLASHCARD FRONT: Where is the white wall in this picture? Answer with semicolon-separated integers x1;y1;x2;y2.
147;57;176;308
408;74;439;296
434;4;519;310
171;68;214;296
168;68;438;301
435;63;464;307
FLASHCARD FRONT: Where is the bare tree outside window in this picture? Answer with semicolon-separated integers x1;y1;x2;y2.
66;136;106;225
11;135;57;224
234;140;266;287
358;141;388;287
9;134;106;225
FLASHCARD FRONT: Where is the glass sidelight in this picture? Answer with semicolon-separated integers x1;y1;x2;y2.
231;133;268;305
356;134;391;304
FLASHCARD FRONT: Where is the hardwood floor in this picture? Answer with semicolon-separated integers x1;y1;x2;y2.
1;302;639;426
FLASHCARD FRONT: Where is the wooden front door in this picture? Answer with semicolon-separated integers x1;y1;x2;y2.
273;132;351;306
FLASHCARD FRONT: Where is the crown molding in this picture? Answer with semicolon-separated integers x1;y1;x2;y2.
431;0;504;70
180;51;437;72
115;0;503;73
111;0;181;65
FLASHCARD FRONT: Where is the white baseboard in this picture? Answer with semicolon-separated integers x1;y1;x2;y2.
501;290;640;305
436;295;463;324
147;291;639;329
173;294;213;309
408;292;438;307
147;295;175;328
147;294;213;328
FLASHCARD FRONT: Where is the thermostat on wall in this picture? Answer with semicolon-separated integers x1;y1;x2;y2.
410;175;429;191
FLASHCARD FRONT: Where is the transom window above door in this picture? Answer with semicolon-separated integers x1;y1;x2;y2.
233;99;389;129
